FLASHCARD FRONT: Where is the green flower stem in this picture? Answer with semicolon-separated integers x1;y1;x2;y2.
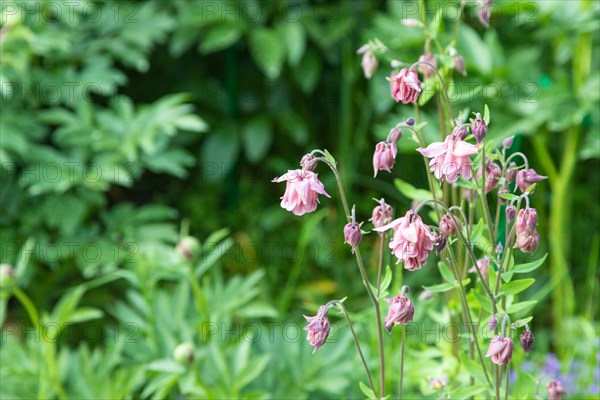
320;157;386;398
480;146;496;244
398;324;406;400
334;301;377;395
377;234;385;297
444;245;493;389
13;288;67;400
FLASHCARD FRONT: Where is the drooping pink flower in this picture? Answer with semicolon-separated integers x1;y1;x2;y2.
439;214;459;237
506;162;518;183
547;380;566;400
514;208;540;253
417;133;479;183
516;168;547;193
304;306;331;354
477;159;501;193
388;68;421;104
272;170;330;216
486;335;514;365
453;51;466;76
374;210;434;271
418;53;437;79
384;292;414;333
506;205;516;221
357;44;378;79
344;206;362;253
371;199;394;229
487;315;498;331
388;126;403;144
373;141;397;177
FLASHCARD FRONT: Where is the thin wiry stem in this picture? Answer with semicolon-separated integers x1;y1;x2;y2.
398;324;407;400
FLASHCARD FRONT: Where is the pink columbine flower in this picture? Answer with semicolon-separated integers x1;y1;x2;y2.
506;205;516;221
384;289;414;333
304;305;331;354
506;162;518;183
388;68;421;104
389;126;403;144
373;141;397;177
357;44;378;79
514;208;540;253
418;53;437;79
417;133;479;184
516;168;547;193
371;199;394;229
477;159;501;193
547;380;566;400
272;170;330;216
486;335;514;365
374;210;434;271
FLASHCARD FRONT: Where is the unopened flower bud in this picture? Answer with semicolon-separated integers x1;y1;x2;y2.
439;214;458;237
304;305;330;353
516;168;547;193
389;126;403;144
176;237;201;262
496;242;504;254
547;380;566;400
470;257;491;277
486;335;513;365
503;136;514;148
173;342;195;365
488;315;498;331
300;153;317;171
452;124;469;140
344;222;362;254
477;159;501;193
405;117;415;126
520;329;534;353
371;200;394;229
472;113;488;144
506;205;516;221
435;234;447;255
418;53;437;79
453;52;466;76
506;162;518;183
478;0;493;28
373;141;397;177
357;44;378;79
0;264;15;289
384;292;414;333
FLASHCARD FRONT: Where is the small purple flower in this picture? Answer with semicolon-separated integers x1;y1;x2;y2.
304;305;331;354
503;136;514;148
405;117;415;126
439;214;458;238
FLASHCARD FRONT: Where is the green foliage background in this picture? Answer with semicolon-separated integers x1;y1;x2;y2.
0;0;598;398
